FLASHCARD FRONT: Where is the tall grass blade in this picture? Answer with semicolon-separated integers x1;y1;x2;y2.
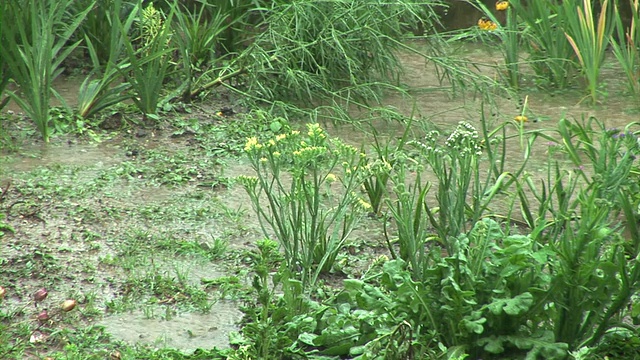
0;0;94;141
116;0;176;119
610;0;640;95
77;0;137;119
509;0;576;89
564;0;614;104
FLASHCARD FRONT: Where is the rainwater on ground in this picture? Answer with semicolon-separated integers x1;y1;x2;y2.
2;44;640;353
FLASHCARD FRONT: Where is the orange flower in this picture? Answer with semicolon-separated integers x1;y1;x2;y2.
496;1;509;11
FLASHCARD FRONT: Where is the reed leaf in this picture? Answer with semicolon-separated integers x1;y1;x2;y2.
610;0;640;95
509;0;576;89
0;0;94;142
77;0;137;119
564;0;614;104
116;0;176;119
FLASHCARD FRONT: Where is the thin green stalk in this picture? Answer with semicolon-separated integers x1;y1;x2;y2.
504;5;519;89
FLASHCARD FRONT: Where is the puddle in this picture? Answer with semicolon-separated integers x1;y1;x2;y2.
2;142;122;173
2;44;640;355
3;75;84;114
100;300;242;352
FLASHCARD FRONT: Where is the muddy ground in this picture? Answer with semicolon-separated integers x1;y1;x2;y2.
1;45;640;357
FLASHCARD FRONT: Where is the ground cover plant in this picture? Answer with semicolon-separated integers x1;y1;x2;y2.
3;0;640;359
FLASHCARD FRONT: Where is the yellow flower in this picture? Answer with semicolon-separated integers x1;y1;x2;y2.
496;1;509;11
358;198;372;210
326;173;337;182
307;123;326;140
478;18;498;31
244;137;261;152
514;115;528;122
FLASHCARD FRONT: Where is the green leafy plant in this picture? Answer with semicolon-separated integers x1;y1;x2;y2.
509;0;577;89
236;239;306;359
240;121;368;288
172;0;231;102
610;0;640;95
564;0;614;104
77;0;136;119
361;110;413;216
555;117;640;201
0;0;94;142
517;117;640;351
414;122;511;253
116;0;176;120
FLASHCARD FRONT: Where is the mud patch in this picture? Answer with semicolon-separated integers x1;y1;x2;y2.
100;300;241;352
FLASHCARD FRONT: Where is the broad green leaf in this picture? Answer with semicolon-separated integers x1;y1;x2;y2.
487;292;534;316
298;332;318;346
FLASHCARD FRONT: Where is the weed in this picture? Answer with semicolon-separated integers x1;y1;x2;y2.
122;265;212;312
240;122;368;288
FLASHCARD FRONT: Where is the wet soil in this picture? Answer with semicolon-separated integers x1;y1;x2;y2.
1;45;640;354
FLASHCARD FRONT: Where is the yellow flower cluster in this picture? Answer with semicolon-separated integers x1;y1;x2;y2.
496;1;509;11
307;123;326;139
292;146;326;159
357;198;372;211
478;18;498;31
237;175;258;187
244;137;262;152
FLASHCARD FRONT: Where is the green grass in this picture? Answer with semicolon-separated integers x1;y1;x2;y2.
4;0;640;358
